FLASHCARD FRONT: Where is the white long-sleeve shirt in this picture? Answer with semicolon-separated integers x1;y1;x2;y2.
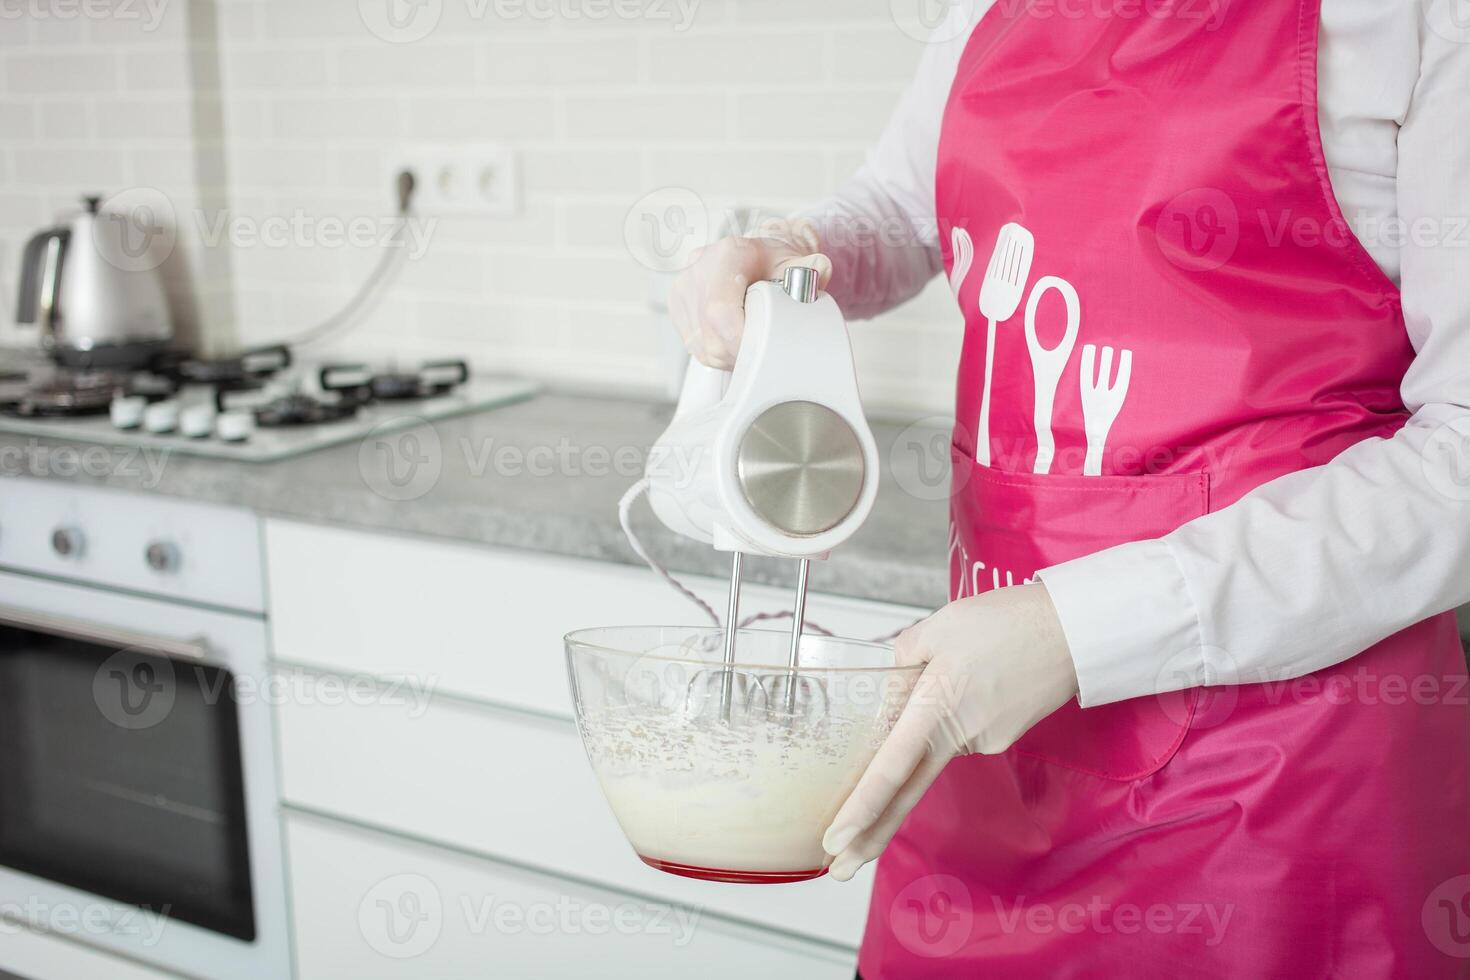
809;0;1470;706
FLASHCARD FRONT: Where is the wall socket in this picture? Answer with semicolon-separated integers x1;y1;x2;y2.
390;143;518;217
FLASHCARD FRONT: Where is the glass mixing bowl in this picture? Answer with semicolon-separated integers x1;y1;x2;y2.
565;626;921;884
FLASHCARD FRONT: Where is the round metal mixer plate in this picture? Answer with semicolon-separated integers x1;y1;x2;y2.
735;400;866;537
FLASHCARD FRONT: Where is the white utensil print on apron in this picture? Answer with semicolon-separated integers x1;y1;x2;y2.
1079;344;1133;476
975;223;1036;467
1023;275;1081;475
949;227;974;296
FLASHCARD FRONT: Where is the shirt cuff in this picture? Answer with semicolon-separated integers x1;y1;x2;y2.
1035;539;1206;708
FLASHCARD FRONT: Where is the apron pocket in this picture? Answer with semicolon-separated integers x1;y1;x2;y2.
948;445;1210;781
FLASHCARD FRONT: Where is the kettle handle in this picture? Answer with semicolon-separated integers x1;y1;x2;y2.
16;227;69;335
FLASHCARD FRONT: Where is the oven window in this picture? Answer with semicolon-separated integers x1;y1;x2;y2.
0;625;256;941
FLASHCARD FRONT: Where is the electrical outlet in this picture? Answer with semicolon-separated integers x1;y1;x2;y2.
389;143;519;217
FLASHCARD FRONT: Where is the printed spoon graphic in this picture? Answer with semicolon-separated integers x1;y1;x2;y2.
1023;275;1081;475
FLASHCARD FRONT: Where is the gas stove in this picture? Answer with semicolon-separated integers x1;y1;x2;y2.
0;353;537;462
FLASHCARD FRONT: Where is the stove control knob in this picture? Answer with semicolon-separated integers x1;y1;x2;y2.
51;526;84;559
145;541;180;573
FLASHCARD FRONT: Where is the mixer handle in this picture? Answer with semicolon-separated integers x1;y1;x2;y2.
670;266;823;421
671;360;729;421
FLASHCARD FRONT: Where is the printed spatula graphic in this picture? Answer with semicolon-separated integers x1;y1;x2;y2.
976;223;1036;466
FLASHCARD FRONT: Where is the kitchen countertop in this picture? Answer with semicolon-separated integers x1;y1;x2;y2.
0;392;952;609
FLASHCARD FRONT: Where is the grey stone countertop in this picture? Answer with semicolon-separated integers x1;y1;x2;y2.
0;392;953;609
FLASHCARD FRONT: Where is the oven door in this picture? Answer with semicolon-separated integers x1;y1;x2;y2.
0;571;290;980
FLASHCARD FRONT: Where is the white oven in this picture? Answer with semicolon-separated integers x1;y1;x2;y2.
0;477;289;980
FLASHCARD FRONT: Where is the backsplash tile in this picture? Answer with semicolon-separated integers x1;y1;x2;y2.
0;0;961;416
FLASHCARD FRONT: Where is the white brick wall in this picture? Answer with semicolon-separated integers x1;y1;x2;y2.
0;0;961;416
0;0;234;353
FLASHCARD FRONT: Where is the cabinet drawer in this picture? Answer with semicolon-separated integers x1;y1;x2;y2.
274;668;877;949
265;519;923;718
287;811;856;979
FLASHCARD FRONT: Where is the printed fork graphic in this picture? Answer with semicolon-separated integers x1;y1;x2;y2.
1079;344;1133;476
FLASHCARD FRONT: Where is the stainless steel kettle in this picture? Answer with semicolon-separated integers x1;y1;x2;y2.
16;194;173;369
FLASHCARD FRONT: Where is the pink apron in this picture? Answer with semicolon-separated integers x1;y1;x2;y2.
860;0;1470;975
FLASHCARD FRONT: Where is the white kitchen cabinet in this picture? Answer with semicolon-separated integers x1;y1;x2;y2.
0;924;184;980
273;666;878;950
265;518;924;719
286;811;857;980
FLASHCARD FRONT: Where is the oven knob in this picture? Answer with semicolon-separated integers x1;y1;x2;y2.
145;541;180;573
51;526;84;558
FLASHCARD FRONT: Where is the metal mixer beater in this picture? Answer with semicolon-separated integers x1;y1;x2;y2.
645;266;879;724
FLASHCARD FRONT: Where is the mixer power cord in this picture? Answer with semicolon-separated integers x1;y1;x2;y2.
618;479;916;644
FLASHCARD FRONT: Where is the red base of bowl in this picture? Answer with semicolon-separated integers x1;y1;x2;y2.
638;855;828;884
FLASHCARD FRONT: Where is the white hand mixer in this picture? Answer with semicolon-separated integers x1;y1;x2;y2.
643;267;880;722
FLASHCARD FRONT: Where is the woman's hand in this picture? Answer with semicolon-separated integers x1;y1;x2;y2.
668;218;832;369
822;583;1079;881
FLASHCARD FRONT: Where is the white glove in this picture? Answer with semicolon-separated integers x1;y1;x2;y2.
669;218;833;369
821;583;1079;881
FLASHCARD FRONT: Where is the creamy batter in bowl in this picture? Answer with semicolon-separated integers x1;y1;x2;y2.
565;626;921;884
